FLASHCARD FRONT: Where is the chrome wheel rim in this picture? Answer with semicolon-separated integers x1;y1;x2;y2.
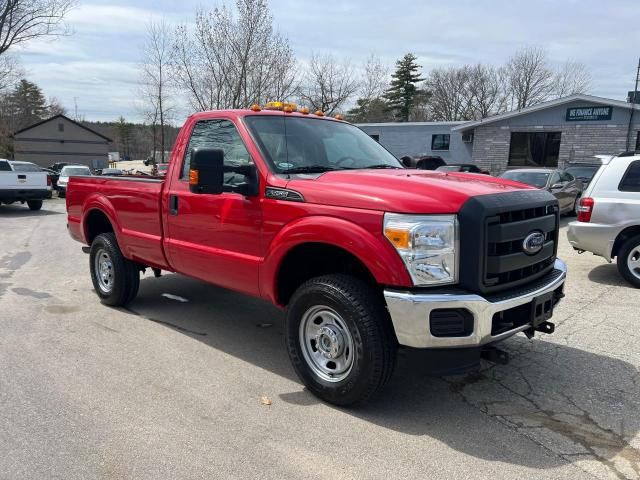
627;246;640;280
94;248;114;293
299;305;355;382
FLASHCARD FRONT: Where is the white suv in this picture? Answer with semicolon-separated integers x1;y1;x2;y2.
567;152;640;287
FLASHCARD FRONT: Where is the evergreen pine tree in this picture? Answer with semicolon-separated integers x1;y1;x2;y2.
384;53;425;122
7;79;49;129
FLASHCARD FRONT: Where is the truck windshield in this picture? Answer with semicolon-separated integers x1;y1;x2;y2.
244;116;402;173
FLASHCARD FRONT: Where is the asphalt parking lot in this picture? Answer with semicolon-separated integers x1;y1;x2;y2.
1;198;639;480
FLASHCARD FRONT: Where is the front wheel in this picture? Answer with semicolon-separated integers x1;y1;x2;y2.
89;233;140;306
286;274;397;406
617;234;640;288
27;200;42;211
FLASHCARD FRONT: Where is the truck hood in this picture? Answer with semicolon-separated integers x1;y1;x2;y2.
285;170;535;214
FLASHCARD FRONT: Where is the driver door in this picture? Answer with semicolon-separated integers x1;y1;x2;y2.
164;118;263;296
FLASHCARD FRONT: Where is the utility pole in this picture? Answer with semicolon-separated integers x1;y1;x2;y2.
627;57;640;151
74;97;79;121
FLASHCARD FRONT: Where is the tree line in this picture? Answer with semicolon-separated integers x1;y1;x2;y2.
140;0;592;157
0;0;593;161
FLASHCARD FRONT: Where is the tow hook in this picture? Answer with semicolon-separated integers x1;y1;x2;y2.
481;346;509;365
535;321;555;334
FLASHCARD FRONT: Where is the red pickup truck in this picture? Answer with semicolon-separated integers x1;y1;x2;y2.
66;105;567;405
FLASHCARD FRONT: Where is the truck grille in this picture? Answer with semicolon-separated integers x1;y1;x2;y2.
485;204;558;289
458;190;560;295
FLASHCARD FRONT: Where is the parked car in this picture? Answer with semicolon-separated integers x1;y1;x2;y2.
0;160;52;210
436;164;490;174
567;152;640;287
400;155;446;170
99;168;124;176
499;168;583;215
49;162;70;172
57;164;92;198
564;164;601;187
41;168;60;189
66;104;566;406
156;163;169;177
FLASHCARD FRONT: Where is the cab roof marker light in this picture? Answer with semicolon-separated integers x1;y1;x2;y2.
250;104;261;112
299;106;310;114
265;101;297;112
314;110;325;117
334;114;344;120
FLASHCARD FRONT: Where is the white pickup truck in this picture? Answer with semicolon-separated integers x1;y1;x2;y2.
0;159;52;211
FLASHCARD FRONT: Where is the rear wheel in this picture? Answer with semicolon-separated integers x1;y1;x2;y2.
286;274;397;406
27;200;42;211
89;233;140;306
617;234;640;288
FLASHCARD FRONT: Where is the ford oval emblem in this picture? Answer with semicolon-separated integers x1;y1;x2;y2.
523;231;545;255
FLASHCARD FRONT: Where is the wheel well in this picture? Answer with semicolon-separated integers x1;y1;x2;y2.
612;225;640;259
85;209;114;245
276;243;378;306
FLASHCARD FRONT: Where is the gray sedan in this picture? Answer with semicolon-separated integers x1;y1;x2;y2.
499;168;583;215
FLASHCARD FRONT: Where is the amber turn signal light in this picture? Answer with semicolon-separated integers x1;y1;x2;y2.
384;228;410;249
189;169;199;185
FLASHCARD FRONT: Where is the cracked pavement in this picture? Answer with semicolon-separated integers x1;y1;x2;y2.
0;199;638;479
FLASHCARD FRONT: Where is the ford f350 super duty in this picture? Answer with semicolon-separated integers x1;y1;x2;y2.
66;103;566;405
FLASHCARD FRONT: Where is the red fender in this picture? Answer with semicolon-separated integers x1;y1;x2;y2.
261;215;412;305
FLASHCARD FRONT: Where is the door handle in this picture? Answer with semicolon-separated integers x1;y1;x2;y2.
169;195;179;215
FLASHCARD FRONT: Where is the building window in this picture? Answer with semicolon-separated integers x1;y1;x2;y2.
619;160;640;192
369;134;380;142
431;134;450;151
508;132;561;167
58;123;64;132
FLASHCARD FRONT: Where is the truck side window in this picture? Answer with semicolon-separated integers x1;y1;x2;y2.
182;119;252;182
619;161;640;192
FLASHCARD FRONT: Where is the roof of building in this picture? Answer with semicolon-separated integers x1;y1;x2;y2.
13;114;113;142
357;121;468;127
452;94;640;132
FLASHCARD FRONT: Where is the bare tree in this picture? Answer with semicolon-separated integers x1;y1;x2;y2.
172;0;297;111
553;60;591;97
360;53;388;101
504;46;555;109
47;96;65;115
140;19;174;163
0;0;74;56
0;53;22;92
425;66;474;121
298;52;359;115
467;64;509;119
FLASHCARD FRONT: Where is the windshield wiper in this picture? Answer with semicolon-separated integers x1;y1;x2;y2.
285;165;339;174
362;164;403;169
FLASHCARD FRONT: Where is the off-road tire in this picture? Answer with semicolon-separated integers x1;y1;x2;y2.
286;274;397;406
27;200;43;211
89;232;140;306
617;234;640;288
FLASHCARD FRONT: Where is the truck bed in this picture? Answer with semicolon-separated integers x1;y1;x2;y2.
66;175;170;270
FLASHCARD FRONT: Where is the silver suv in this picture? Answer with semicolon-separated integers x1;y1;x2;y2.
567;153;640;287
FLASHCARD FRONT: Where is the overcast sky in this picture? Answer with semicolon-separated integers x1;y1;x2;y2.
15;0;640;123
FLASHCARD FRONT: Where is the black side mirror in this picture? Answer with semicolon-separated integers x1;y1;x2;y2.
189;148;224;194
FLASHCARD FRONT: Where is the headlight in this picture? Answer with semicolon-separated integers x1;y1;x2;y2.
384;213;458;286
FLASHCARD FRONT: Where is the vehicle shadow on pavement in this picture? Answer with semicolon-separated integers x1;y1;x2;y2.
588;263;635;289
0;205;63;217
129;273;640;475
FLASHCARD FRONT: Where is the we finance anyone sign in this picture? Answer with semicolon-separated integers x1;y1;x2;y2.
566;106;613;121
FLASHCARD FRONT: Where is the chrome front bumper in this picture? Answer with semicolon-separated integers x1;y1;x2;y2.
384;258;567;349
